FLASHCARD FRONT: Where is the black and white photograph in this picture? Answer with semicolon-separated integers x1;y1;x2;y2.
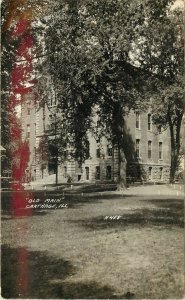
1;0;184;298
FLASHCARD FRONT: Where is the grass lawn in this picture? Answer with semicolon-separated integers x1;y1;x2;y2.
1;190;184;299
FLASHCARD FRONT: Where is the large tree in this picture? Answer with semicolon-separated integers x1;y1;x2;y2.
36;0;183;185
37;0;148;187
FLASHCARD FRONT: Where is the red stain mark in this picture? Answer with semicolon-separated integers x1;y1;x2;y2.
8;18;35;187
7;11;36;297
11;19;30;37
11;190;32;217
4;2;46;298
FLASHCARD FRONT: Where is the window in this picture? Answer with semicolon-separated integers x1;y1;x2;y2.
34;147;36;162
35;123;36;135
159;167;163;180
64;166;67;178
49;115;53;131
49;96;53;107
158;125;162;133
27;108;30;115
136;139;140;158
27;124;30;138
96;148;100;158
85;141;90;159
49;93;56;107
78;164;83;173
107;146;112;156
106;166;112;180
136;112;140;129
85;167;89;180
159;142;163;159
53;94;57;106
136;166;141;178
95;166;100;180
148;167;152;180
148;141;152;159
148;114;152;130
97;120;101;128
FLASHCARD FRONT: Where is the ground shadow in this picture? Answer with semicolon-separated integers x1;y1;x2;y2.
73;184;117;193
2;191;133;218
28;183;117;193
145;199;184;211
71;198;184;230
1;245;135;299
1;191;49;218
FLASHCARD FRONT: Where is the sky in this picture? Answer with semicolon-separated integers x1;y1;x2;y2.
172;0;184;8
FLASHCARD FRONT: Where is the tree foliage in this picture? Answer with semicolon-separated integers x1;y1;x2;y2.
35;0;184;183
2;0;183;183
134;3;184;181
37;0;148;166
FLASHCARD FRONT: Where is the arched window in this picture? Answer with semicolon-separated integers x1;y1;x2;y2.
159;142;163;159
148;114;152;131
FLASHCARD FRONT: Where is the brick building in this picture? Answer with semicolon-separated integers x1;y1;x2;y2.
21;95;171;183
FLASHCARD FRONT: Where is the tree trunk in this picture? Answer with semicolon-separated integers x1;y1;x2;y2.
170;146;178;183
117;144;127;190
168;113;182;183
55;153;58;185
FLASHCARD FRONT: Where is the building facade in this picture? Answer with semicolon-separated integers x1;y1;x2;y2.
124;110;171;182
21;96;171;184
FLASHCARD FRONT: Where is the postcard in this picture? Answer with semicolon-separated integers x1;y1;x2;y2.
1;0;184;299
